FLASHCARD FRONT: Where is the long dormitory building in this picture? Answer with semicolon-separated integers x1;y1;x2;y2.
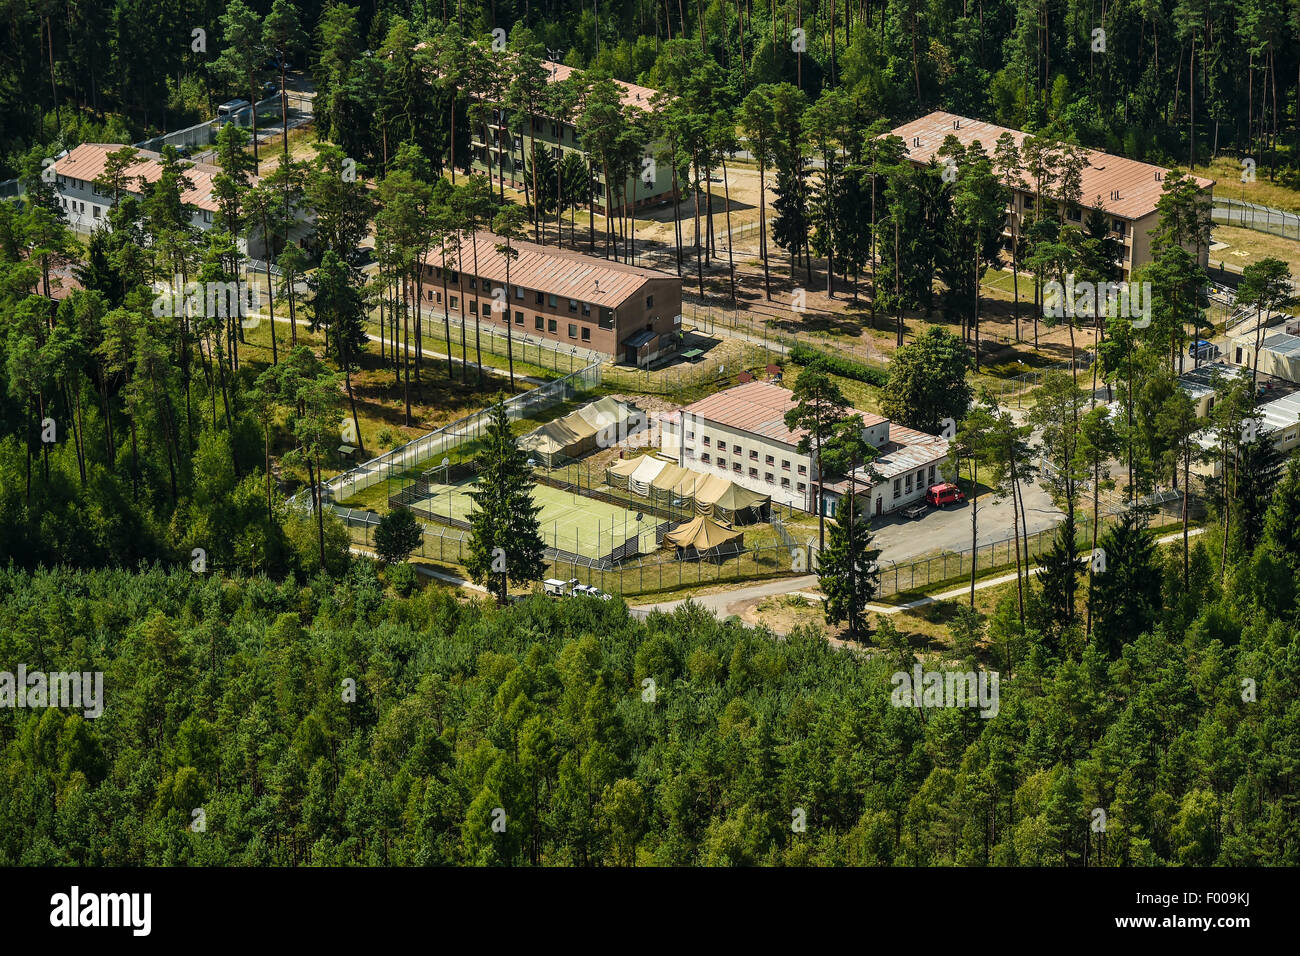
417;231;683;365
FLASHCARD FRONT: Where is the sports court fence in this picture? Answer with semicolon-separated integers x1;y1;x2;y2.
306;360;602;507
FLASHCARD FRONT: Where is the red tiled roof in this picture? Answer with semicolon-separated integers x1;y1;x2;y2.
52;143;234;213
425;231;675;309
540;61;659;111
889;111;1215;221
682;380;886;447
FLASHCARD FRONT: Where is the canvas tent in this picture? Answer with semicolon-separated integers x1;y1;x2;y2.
701;480;771;525
520;398;637;466
661;515;744;558
605;455;642;489
628;455;668;495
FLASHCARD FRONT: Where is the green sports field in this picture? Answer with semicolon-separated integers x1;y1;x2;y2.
413;478;660;558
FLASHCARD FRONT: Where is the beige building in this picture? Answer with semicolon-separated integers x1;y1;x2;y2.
890;111;1216;279
419;231;682;364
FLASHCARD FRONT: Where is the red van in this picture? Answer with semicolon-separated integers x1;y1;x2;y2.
925;483;966;507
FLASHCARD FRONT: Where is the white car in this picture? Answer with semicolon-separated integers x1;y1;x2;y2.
572;584;613;601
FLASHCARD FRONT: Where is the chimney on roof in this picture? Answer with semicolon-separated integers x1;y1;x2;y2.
913;136;921;148
594;279;600;292
953;119;961;129
1155;171;1163;181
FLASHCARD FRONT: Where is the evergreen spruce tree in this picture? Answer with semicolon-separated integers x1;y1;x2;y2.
1088;508;1162;658
1033;511;1082;652
817;502;880;642
466;399;545;604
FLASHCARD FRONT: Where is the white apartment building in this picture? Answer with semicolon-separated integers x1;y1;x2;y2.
50;143;301;259
666;380;948;515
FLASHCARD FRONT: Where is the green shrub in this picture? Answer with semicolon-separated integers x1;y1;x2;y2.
787;343;888;386
384;561;419;596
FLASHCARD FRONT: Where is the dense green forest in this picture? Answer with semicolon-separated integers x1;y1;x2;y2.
2;484;1299;867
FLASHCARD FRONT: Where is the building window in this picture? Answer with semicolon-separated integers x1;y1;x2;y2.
515;286;524;300
717;441;727;452
1067;206;1082;222
646;295;654;308
535;316;544;330
515;312;524;325
781;459;790;470
582;302;591;316
733;463;741;473
470;301;478;314
535;291;544;305
581;327;590;342
781;477;790;489
469;277;477;290
483;281;491;292
797;464;807;475
686;431;694;440
548;318;557;333
1111;219;1127;236
569;299;578;312
450;296;458;309
548;294;557;307
905;475;913;494
765;472;774;482
568;323;577;338
718;459;727;469
749;468;758;478
703;436;711;446
483;304;491;318
449;272;458;283
749;450;758;460
928;465;936;484
893;479;901;499
702;453;711;464
765;454;774;465
797;482;806;493
92;206;101;219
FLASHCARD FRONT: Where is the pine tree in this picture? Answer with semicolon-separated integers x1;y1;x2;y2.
1033;511;1082;652
1088;508;1162;658
466;399;545;604
817;502;880;642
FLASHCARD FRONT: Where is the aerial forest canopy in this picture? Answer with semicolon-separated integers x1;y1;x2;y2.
0;512;1297;867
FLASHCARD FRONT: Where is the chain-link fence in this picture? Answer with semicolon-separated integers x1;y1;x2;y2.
1213;197;1300;240
300;360;602;506
334;503;801;597
874;492;1192;598
380;308;605;376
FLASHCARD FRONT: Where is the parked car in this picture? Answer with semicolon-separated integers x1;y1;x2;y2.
901;503;928;520
261;81;278;98
1189;339;1219;359
925;482;966;507
572;584;613;601
543;578;579;598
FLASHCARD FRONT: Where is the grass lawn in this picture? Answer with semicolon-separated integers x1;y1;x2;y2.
1204;156;1300;214
1210;225;1300;279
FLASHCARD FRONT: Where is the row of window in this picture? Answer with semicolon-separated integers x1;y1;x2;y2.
892;465;939;498
691;453;807;491
421;288;597;342
687;434;806;474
